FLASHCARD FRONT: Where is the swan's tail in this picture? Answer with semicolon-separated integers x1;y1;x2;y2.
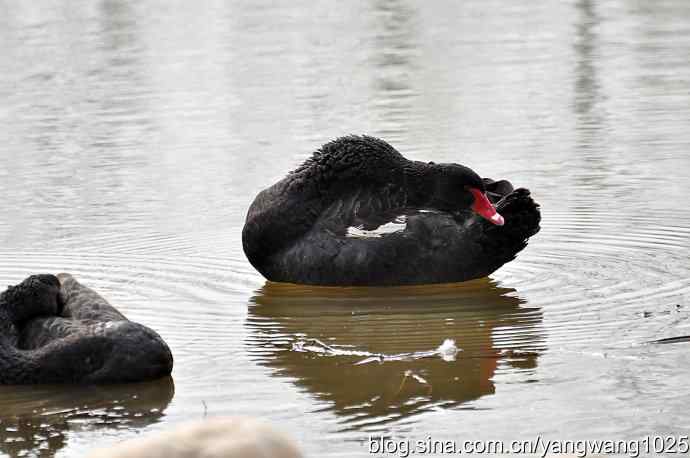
479;187;541;273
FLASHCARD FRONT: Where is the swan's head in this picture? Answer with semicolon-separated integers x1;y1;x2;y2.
0;274;65;324
432;163;504;226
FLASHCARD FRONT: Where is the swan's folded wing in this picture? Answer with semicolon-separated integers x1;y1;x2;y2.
18;274;129;350
18;317;86;350
57;273;127;322
271;208;486;285
269;188;539;286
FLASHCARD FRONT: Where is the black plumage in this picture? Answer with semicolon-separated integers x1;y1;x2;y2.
0;274;172;384
243;135;540;286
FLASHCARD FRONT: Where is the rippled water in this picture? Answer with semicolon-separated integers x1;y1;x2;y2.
1;1;690;456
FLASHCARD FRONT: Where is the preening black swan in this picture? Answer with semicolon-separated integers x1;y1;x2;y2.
243;135;540;286
0;274;173;384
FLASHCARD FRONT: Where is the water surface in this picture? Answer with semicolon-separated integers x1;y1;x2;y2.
1;0;690;456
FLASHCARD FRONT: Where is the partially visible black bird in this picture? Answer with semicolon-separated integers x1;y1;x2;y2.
243;135;540;286
0;273;173;384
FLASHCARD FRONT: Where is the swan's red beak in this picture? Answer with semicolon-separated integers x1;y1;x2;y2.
469;188;504;226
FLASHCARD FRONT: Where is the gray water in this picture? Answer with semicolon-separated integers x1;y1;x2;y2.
1;1;690;457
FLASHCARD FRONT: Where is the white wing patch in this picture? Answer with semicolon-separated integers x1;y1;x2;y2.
346;215;408;238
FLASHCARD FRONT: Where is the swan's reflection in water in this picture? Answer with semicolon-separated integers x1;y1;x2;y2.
247;279;544;430
0;377;174;457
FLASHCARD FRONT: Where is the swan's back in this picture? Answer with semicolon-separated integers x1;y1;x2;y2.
243;136;410;275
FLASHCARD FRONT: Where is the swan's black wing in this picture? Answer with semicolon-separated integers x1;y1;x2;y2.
266;182;540;286
58;273;127;321
18;274;127;350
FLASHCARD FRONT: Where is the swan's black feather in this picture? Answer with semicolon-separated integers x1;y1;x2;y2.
0;274;172;385
243;135;540;286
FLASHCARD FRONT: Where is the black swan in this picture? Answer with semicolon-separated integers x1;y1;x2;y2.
0;273;173;384
243;135;540;286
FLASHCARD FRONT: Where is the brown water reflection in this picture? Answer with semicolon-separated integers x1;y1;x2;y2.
246;279;543;430
0;377;174;457
2;0;690;456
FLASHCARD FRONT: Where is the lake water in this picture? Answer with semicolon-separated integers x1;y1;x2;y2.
1;1;690;457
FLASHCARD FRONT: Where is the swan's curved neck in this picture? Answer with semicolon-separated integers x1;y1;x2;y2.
402;160;438;207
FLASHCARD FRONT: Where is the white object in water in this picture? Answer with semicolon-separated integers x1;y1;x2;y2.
437;339;460;361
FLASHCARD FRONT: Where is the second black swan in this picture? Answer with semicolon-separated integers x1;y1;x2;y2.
0;273;173;384
243;135;540;286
